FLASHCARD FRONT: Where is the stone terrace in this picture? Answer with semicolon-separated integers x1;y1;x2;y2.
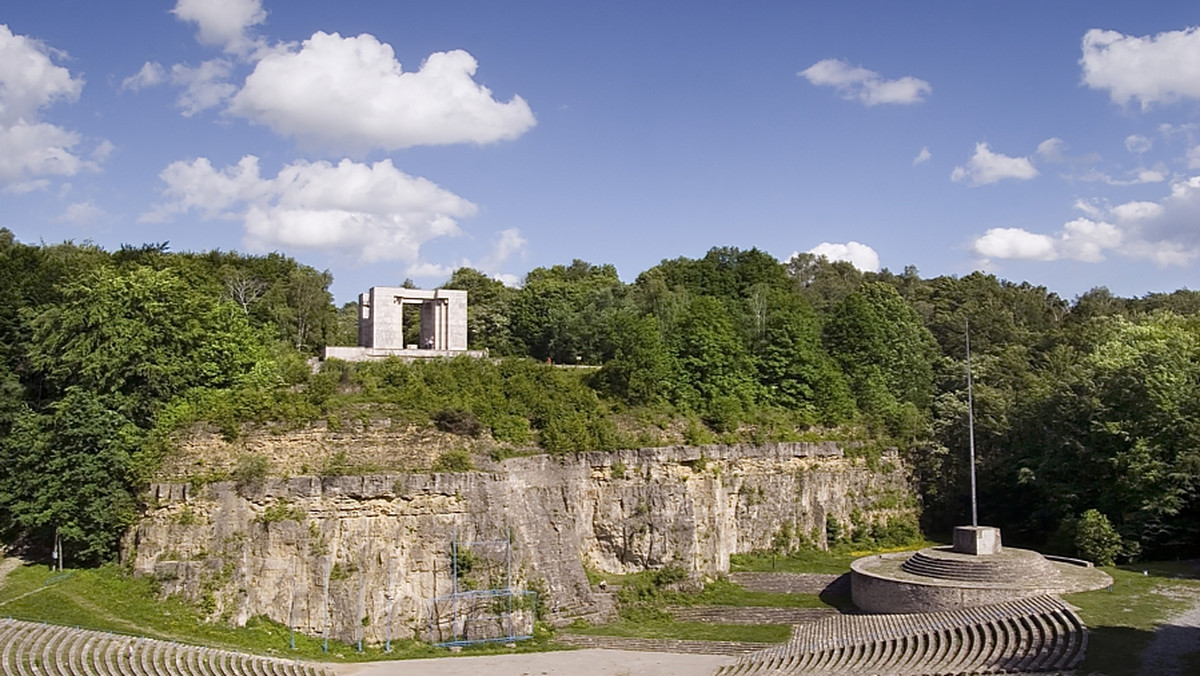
714;594;1087;675
0;618;332;676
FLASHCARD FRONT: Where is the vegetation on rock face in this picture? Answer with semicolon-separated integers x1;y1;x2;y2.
1;228;1198;567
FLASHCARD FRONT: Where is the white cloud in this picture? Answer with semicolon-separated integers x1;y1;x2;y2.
121;62;166;91
951;142;1039;186
228;32;536;153
803;241;881;272
145;155;478;266
1080;166;1168;186
972;175;1200;267
0;25;94;190
172;0;266;57
973;228;1059;262
1125;134;1153;154
171;60;237;117
1036;138;1066;163
479;227;528;272
0;121;87;189
912;146;931;166
1081;27;1200;109
800;58;931;106
0;25;83;125
57;201;105;225
1188;145;1200;169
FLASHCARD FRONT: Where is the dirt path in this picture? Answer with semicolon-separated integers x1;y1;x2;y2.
0;555;22;589
1137;586;1200;676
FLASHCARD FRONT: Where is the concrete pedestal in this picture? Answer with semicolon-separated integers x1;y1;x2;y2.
953;526;1002;555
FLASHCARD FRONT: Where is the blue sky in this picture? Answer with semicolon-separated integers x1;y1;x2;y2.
3;1;1200;302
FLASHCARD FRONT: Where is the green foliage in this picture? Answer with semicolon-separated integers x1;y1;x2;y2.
26;266;267;425
1074;509;1124;566
0;389;140;564
231;455;269;491
432;409;484;436
256;498;305;524
433;449;474;472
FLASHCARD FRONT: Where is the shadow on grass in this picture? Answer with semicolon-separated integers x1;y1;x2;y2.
1079;625;1154;676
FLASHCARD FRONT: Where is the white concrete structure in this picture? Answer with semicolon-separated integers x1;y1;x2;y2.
322;287;484;361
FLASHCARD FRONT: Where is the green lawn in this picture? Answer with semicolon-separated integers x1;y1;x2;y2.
0;559;553;662
1066;564;1200;676
729;542;935;575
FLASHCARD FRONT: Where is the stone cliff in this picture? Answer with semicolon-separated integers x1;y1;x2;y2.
125;442;915;644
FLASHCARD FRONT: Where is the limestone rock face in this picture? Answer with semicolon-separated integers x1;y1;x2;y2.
125;442;913;643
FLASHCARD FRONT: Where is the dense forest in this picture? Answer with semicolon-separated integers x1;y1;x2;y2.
0;228;1197;569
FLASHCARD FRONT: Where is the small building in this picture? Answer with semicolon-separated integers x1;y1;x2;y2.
321;286;486;361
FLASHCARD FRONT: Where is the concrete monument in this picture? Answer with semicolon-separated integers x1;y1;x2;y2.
322;287;485;361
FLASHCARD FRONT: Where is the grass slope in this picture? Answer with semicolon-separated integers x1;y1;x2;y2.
0;559;554;662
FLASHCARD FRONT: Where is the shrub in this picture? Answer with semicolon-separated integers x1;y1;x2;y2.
434;449;474;472
432;409;484;437
231;454;269;491
1075;508;1123;566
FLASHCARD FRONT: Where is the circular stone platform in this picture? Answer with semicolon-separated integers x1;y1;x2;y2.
851;546;1112;614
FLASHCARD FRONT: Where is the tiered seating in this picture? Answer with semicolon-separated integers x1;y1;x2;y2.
665;606;836;625
715;595;1087;675
899;547;1061;584
0;618;332;676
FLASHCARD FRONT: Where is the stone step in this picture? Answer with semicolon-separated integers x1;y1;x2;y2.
554;633;774;656
664;606;837;625
727;572;846;595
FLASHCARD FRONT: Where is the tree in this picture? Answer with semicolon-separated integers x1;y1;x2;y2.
26;266;266;424
824;283;938;432
592;309;674;405
1074;509;1123;566
0;389;140;564
667;295;760;428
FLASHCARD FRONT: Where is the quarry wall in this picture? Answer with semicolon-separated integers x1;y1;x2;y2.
125;441;915;643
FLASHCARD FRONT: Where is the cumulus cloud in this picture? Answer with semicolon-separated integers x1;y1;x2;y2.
171;60;237;116
972;176;1200;267
121;62;166;91
1101;167;1167;186
1036;138;1066;163
800;58;931;106
145;155;478;266
57;200;105;225
172;0;266;57
0;25;96;190
951;142;1039;186
1081;27;1200;109
913;147;931;166
973;228;1059;262
1125;134;1153;154
803;241;881;272
228;32;536;153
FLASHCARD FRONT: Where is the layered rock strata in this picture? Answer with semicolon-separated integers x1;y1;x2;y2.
125;442;915;643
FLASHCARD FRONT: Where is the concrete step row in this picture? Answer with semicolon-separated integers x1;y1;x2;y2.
665;606;837;626
900;551;1032;583
0;618;332;676
727;573;846;596
554;633;774;656
714;595;1087;675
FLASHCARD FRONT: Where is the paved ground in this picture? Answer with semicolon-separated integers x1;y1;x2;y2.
1138;585;1200;676
335;649;734;676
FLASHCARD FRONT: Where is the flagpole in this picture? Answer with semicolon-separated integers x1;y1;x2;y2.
966;318;978;527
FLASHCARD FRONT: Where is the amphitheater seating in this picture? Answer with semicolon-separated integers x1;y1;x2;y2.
715;594;1087;675
0;618;333;676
